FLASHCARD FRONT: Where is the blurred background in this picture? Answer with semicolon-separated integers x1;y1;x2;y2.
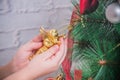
0;0;73;79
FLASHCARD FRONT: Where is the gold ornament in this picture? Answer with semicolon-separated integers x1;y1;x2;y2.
55;74;63;80
29;27;64;60
46;74;64;80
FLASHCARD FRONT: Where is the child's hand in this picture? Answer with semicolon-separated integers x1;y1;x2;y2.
24;37;67;79
10;35;43;72
4;37;67;80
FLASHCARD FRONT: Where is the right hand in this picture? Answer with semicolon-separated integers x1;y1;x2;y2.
25;37;67;79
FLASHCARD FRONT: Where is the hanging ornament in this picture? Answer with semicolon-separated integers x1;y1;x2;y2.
105;2;120;24
80;0;99;15
29;27;64;60
46;74;64;80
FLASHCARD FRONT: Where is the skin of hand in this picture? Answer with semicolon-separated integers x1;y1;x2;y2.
4;37;67;80
0;35;42;80
0;35;43;80
9;35;43;72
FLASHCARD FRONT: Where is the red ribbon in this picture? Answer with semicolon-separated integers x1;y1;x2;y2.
62;58;72;80
74;69;82;80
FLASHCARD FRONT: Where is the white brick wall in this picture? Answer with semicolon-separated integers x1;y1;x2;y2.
0;0;72;79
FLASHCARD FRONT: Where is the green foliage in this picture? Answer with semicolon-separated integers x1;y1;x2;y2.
114;23;120;34
72;39;120;80
71;0;120;80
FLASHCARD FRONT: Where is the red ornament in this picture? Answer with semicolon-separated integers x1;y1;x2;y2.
80;0;99;15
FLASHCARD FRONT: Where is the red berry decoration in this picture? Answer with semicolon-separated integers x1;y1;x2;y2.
80;0;99;15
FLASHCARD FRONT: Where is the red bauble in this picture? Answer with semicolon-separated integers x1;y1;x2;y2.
80;0;99;15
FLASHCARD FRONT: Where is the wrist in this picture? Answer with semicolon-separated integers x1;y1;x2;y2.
23;66;41;80
0;62;14;79
21;67;35;80
6;61;15;73
4;66;36;80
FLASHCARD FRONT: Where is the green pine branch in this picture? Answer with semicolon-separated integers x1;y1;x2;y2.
70;0;120;80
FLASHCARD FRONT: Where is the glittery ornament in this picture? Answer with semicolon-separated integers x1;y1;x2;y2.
105;2;120;23
47;74;64;80
29;27;63;60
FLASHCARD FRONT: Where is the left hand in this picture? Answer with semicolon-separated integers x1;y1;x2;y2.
23;37;67;79
9;35;43;72
4;37;67;80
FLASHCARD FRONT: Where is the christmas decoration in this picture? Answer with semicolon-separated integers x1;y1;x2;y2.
80;0;99;15
74;69;82;80
105;2;120;23
46;0;120;80
46;74;63;80
62;29;74;80
61;0;120;80
70;4;80;25
29;27;64;60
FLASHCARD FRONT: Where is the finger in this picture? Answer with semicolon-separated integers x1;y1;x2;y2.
41;45;59;60
58;38;67;65
31;34;43;42
23;42;42;51
52;38;66;64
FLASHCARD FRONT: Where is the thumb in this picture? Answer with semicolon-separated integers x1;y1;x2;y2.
23;42;42;51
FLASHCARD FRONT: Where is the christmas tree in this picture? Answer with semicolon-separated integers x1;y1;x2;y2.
61;0;120;80
46;0;120;80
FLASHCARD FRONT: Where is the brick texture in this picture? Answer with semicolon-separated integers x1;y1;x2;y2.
11;0;53;13
0;0;10;14
0;0;72;79
53;0;72;8
0;31;17;49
